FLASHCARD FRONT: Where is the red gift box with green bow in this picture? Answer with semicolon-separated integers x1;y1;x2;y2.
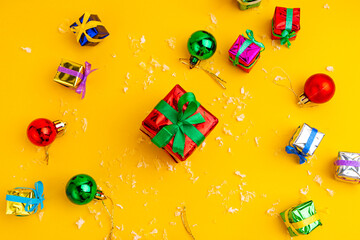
271;7;300;47
141;85;218;162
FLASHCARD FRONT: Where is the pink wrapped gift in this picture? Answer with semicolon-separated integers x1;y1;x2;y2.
228;30;264;73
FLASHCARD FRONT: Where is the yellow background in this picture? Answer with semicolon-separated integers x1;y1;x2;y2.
0;0;358;239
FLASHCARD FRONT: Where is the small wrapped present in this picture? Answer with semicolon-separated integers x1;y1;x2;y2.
237;0;261;10
54;59;97;99
70;12;109;46
6;181;44;216
271;7;300;47
280;200;322;236
228;30;264;73
141;85;218;162
335;151;360;183
285;123;324;164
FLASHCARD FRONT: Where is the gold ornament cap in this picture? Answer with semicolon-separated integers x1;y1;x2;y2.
53;120;67;136
94;189;107;201
298;93;311;105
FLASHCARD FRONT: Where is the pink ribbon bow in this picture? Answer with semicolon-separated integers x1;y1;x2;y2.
75;61;97;99
57;61;97;99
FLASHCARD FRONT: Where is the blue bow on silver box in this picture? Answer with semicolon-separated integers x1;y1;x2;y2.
285;123;325;164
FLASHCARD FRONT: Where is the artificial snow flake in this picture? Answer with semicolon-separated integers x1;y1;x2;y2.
162;229;169;240
131;231;142;240
137;159;149;168
76;218;85;229
266;207;276;216
254;137;260;147
150;229;158;235
223;127;233;136
58;26;67;33
116;225;124;231
326;188;334;196
162;64;170;72
240;87;245;94
21;47;32;53
274;75;285;82
235;171;246;178
314;175;323;186
200;141;206;150
300;185;309;195
174;210;181;217
38;211;44;221
326;66;334;72
236;114;245;122
81;118;88;132
240;191;256;202
166;161;175;171
271;40;281;50
139;62;146;69
228;207;239;213
150;58;161;68
215;137;223;146
165;37;176;49
58;20;70;33
210;13;217;24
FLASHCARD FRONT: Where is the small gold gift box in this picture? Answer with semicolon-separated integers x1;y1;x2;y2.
54;59;84;88
6;189;35;216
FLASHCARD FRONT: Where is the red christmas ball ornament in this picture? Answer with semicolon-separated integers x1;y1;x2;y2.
27;118;67;164
299;73;335;105
28;118;56;146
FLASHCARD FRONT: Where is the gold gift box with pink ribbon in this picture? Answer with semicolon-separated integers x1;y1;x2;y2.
54;59;97;99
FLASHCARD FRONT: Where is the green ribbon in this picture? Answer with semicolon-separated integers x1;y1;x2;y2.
232;29;265;67
151;92;206;157
272;8;297;48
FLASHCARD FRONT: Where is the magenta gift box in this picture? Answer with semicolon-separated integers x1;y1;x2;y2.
229;35;261;72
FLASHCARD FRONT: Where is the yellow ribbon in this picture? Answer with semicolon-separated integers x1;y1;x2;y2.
284;208;320;236
238;0;261;6
70;12;104;43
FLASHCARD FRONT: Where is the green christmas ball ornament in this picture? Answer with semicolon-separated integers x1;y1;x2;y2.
65;174;105;205
187;30;217;68
65;174;113;239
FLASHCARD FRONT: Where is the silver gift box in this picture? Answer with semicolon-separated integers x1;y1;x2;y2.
335;151;360;183
290;123;325;156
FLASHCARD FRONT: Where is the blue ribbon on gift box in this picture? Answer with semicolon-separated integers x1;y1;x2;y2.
286;127;318;164
6;181;45;214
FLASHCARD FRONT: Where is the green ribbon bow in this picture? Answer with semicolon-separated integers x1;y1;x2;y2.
151;92;206;157
232;29;265;67
273;8;297;48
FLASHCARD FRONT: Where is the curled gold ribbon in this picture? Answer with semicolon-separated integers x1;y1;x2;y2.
181;207;196;240
44;145;50;165
102;196;115;240
179;58;226;89
70;12;104;44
